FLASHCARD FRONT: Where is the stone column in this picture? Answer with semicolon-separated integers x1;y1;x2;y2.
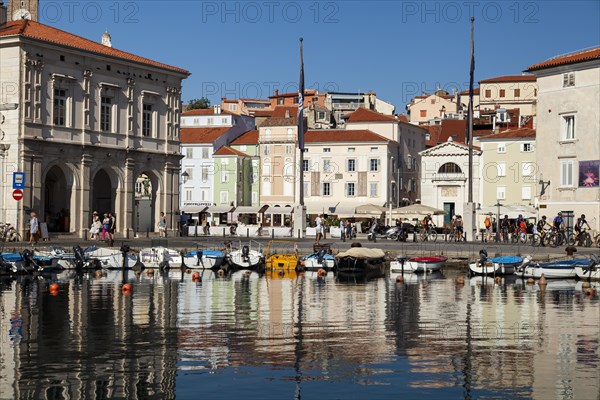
123;157;136;237
78;153;92;238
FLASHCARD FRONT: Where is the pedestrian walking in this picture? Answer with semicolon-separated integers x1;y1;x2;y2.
158;212;167;237
29;212;39;245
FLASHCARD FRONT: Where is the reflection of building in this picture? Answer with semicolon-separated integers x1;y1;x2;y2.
0;5;189;236
525;47;600;230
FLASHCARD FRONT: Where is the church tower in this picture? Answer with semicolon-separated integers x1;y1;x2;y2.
7;0;38;21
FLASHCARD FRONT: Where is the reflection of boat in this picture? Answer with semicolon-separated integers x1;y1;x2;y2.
469;255;531;276
227;240;263;269
390;256;447;273
182;250;226;269
335;247;386;280
469;274;517;287
390;270;444;284
85;247;139;269
518;258;592;279
139;247;181;269
265;241;299;270
299;248;336;271
267;269;298;279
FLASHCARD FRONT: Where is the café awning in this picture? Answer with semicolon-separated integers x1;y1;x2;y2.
234;205;269;214
206;205;235;214
181;205;208;213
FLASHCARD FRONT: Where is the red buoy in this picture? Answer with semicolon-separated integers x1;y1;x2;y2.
122;283;132;294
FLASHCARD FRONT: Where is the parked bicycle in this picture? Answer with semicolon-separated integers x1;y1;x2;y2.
546;227;575;248
420;227;438;242
0;223;21;242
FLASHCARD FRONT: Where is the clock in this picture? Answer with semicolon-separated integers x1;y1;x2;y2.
13;8;32;20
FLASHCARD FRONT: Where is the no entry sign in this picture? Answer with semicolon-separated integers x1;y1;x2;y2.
12;189;23;201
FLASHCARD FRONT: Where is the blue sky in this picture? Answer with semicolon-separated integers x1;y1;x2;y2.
43;0;600;110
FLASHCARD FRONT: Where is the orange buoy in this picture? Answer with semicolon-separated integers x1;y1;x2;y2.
278;270;285;277
396;275;404;283
50;289;59;297
584;288;596;297
527;278;535;285
147;269;155;276
122;283;132;294
538;274;547;287
186;268;192;274
582;281;591;289
317;268;327;277
95;270;103;278
494;276;502;284
217;269;225;277
49;283;59;292
192;272;200;280
455;277;465;285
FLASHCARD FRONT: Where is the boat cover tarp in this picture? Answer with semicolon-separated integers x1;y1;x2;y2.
538;258;591;267
184;250;224;258
336;248;385;260
489;256;523;264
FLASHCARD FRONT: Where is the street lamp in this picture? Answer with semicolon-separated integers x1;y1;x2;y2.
495;201;502;242
389;156;394;226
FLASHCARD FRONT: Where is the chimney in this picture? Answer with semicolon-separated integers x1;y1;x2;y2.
101;31;112;47
275;89;279;96
213;104;221;115
0;1;7;25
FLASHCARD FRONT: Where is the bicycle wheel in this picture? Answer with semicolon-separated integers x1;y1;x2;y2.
583;232;591;248
429;230;438;242
565;231;575;246
548;233;558;248
531;233;542;247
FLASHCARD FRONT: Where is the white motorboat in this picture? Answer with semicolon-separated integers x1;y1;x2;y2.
182;249;226;269
138;247;182;269
85;247;138;270
469;255;531;276
299;251;336;271
517;258;592;279
227;241;263;269
391;256;447;273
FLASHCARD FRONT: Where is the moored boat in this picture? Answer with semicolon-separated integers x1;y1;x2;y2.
517;258;592;279
390;255;447;273
138;247;181;269
85;246;139;270
182;249;226;269
574;255;600;281
469;255;530;276
0;251;62;274
265;241;299;271
335;247;386;280
299;249;336;271
227;240;263;269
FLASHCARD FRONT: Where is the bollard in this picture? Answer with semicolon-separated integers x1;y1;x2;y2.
271;229;275;239
247;228;250;238
83;229;88;241
481;230;485;243
413;231;417;242
146;229;149;238
223;228;226;237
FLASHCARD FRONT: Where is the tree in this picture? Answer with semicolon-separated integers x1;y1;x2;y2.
187;97;210;110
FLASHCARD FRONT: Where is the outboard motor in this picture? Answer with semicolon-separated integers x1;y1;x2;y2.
242;245;250;263
590;254;599;267
21;249;40;273
132;259;145;273
73;245;86;270
478;249;488;268
317;248;325;266
196;250;203;267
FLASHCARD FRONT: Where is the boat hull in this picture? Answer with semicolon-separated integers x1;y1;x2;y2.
574;266;600;281
469;262;518;276
228;251;263;269
182;250;226;269
518;259;591;279
391;256;446;273
336;257;386;280
138;247;181;269
300;255;336;271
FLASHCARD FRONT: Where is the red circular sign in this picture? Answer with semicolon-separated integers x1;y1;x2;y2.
12;189;23;201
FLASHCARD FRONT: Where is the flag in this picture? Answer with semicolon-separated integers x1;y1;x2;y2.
298;38;305;151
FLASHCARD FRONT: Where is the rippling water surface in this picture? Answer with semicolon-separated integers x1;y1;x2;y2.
0;268;598;399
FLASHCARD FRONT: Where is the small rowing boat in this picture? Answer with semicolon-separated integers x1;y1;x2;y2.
390;255;447;273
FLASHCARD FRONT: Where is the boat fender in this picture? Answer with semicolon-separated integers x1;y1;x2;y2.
455;277;465;285
396;275;404;283
49;283;59;292
217;269;225;277
584;288;596;297
94;270;104;278
494;276;502;284
317;268;327;277
582;281;591;289
538;274;547;286
527;278;535;285
192;272;201;281
278;270;285;277
147;269;154;276
122;283;132;294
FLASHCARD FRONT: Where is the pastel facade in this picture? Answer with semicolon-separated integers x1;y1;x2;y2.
526;47;600;230
479;75;537;117
406;91;459;125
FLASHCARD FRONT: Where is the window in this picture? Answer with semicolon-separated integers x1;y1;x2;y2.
345;182;355;197
251;192;258;204
499;89;505;97
222;118;228;124
263;178;271;195
522;162;534;176
438;163;462;174
100;96;112;132
201;190;206;201
322;182;331;196
563;115;575;140
53;88;67;126
220;191;228;204
370;159;379;172
221;170;229;183
287;128;294;140
497;143;506;153
497;162;506;177
285;145;292;154
318;111;325;120
560;160;574;187
186;148;193;159
522;186;531;200
201;166;209;181
184;167;193;180
369;182;378;197
347;159;356;172
407;155;413;170
202;148;209;158
410;179;417;192
303;182;310;197
302;159;309;172
323;159;331;173
370;147;378;152
207;118;213;125
277;98;284;105
263;144;271;155
420;110;427;118
563;72;575;87
348;147;355;152
185;189;192;201
263;159;271;175
228;103;236;111
142;104;152;137
485;89;491;98
323;147;331;153
521;143;533;152
425;133;431;141
496;186;506;200
514;89;520;97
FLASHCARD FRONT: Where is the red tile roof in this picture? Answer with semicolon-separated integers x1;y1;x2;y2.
478;128;536;140
230;130;258;145
0;20;189;74
527;47;600;71
269;89;317;98
272;106;298;118
182;108;234;116
180;127;230;144
423;119;467;147
260;117;298;127
397;114;409;123
305;129;390;143
240;98;270;103
252;110;274;117
459;88;480;95
342;107;398;123
213;146;249;157
479;75;536;83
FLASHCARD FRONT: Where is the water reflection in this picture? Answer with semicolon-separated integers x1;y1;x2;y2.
0;269;598;399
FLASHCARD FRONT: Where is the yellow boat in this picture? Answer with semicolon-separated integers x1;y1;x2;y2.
265;240;299;270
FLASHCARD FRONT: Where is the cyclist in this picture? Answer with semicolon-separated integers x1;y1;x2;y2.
553;212;564;231
513;214;525;240
536;216;551;246
421;214;435;239
453;215;464;241
500;215;511;242
574;214;591;242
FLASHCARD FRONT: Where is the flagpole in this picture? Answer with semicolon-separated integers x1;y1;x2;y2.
298;37;305;207
467;16;475;203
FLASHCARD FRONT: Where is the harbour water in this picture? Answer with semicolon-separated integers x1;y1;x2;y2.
0;269;598;399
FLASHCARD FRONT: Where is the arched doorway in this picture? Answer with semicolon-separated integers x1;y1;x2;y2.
92;169;115;216
134;173;156;233
44;166;71;232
